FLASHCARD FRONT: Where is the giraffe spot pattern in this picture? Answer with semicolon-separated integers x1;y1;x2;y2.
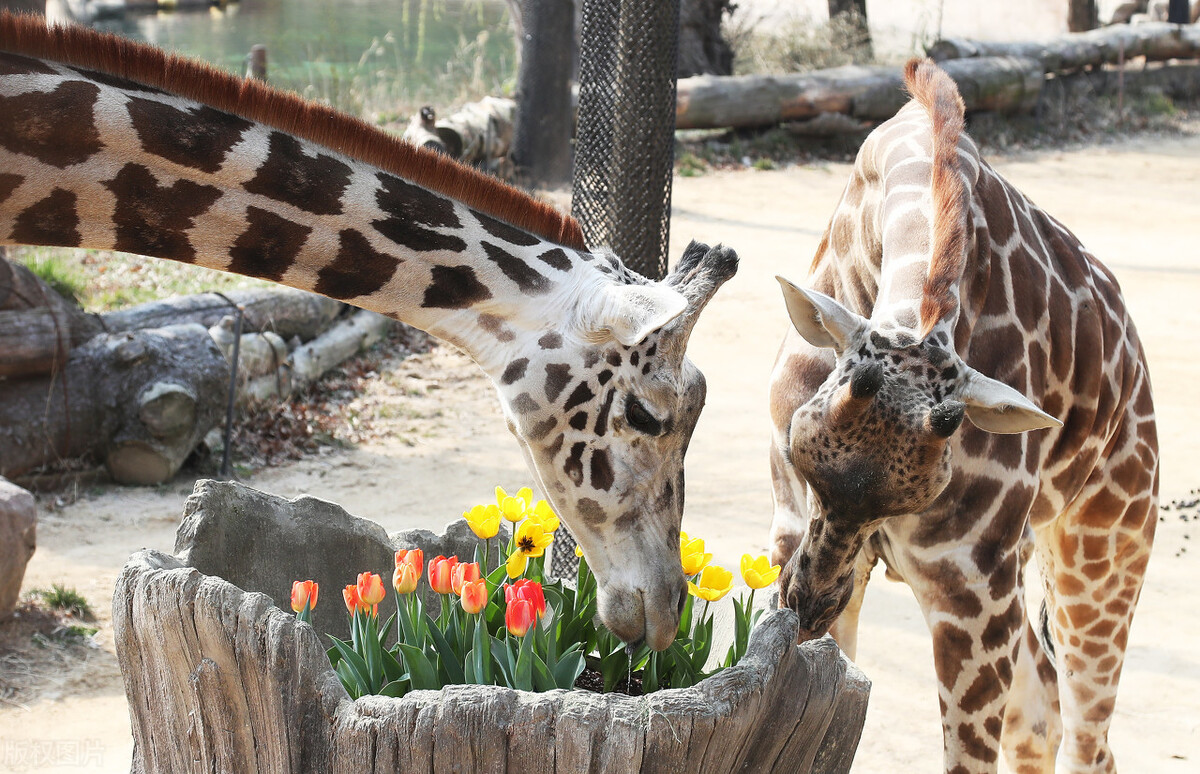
244;131;351;215
590;449;615;491
477;313;515;342
544;363;571;402
69;67;168;95
568;412;588;431
0;52;58;76
593;388;615;435
577;498;607;525
126;97;253;173
373;173;467;253
537;247;572;271
501;358;528;386
315;229;402;299
227;206;312;280
104;163;222;262
421;265;492;309
0;173;22;205
528;416;557;441
564;442;585;486
538;332;562;349
481;241;550;295
0;81;103;169
10;188;79;247
472;209;542;246
513;393;539;414
563;381;595;412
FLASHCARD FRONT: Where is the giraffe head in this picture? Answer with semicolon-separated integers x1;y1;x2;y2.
495;241;737;651
770;279;1060;641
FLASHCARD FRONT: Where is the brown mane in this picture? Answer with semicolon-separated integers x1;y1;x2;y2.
0;11;587;251
903;58;967;338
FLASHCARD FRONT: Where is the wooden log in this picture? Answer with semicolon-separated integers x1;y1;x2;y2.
928;21;1200;72
0;258;102;378
676;56;1043;130
289;309;393;390
0;324;229;484
403;98;517;169
101;286;343;341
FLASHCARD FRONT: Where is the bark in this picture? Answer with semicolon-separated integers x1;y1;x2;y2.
402;98;517;171
512;0;575;185
678;0;735;77
101;286;343;340
1069;0;1100;32
827;0;873;60
0;324;230;484
927;21;1200;72
116;484;872;773
0;258;102;378
676;56;1043;130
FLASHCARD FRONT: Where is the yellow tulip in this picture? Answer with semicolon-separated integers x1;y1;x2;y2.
679;531;712;576
688;564;734;602
574;544;584;558
740;554;781;590
528;499;560;532
496;486;533;522
505;518;554;578
464;503;501;540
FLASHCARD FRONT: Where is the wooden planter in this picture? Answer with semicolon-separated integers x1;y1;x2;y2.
113;481;870;773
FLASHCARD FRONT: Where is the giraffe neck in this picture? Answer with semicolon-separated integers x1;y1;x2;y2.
0;48;604;377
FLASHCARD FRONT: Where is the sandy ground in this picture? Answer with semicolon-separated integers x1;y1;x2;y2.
3;130;1200;772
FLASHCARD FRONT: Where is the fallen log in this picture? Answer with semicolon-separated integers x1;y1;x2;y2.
402;97;517;173
0;324;230;484
0;258;103;378
928;21;1200;72
675;56;1043;130
102;286;343;341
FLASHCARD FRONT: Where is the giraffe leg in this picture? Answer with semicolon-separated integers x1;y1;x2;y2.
999;615;1061;774
1038;456;1156;773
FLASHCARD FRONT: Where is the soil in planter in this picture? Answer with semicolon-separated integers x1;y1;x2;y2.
574;665;645;696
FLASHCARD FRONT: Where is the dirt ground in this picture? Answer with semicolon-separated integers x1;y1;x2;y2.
2;129;1200;772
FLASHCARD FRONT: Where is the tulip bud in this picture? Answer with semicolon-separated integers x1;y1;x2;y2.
290;580;318;615
451;562;481;595
505;598;535;637
343;584;362;615
460;578;488;615
395;548;424;581
357;572;386;609
393;563;418;595
428;555;459;595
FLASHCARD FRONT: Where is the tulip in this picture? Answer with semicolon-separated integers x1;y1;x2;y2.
290;580;318;615
496;485;532;522
357;572;386;611
740;554;781;590
395;548;424;581
505;598;536;637
463;503;502;540
503;578;546;619
451;562;481;595
428;555;459;595
574;544;584;558
343;584;363;615
527;499;560;533
688;564;734;602
505;518;555;578
393;562;418;595
680;531;713;576
460;578;488;615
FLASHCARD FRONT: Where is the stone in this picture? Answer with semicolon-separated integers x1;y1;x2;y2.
0;476;36;620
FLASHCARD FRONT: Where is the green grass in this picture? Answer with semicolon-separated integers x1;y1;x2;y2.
29;584;93;620
15;250;87;306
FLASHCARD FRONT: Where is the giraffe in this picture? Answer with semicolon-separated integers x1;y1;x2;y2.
768;59;1157;773
0;13;738;651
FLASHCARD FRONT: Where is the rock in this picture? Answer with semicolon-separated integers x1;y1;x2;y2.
0;476;36;620
173;479;505;640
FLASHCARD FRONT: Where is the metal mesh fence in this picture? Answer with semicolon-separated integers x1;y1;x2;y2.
553;0;681;580
571;0;681;281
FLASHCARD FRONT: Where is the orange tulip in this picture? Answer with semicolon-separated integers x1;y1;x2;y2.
451;562;481;595
343;584;363;615
506;598;536;637
290;580;318;614
503;578;546;619
428;555;459;595
395;548;424;581
460;578;488;615
357;572;386;611
393;563;418;595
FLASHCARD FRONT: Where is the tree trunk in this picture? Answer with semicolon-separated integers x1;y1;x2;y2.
928;21;1200;72
511;0;575;185
1069;0;1099;32
678;0;735;77
0;324;230;484
827;0;872;60
676;56;1043;130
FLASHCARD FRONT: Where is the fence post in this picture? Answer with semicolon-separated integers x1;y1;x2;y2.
246;45;267;82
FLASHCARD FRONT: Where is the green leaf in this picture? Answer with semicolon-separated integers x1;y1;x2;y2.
335;659;363;699
474;616;493;685
514;629;535;692
644;652;659;694
552;650;585;689
396;643;441;691
667;641;699;687
531;651;556;692
378;680;408;698
328;637;372;694
491;638;514;687
464;653;478;685
424;613;465;685
378;612;397;650
381;647;405;683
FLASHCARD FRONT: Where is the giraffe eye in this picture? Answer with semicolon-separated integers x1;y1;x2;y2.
625;396;662;436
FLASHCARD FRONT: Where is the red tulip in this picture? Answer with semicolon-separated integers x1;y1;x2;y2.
459;578;488;615
290;580;318;614
506;598;536;637
503;578;546;619
395;549;424;581
451;562;481;595
428;555;459;595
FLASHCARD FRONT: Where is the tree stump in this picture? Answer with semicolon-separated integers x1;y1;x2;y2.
115;481;871;773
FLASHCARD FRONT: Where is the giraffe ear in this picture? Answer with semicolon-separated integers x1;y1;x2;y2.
959;367;1064;434
776;276;868;353
587;282;688;346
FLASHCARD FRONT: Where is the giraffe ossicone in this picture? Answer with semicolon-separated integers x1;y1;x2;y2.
769;59;1157;773
0;12;738;651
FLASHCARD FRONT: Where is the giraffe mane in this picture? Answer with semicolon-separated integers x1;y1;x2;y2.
0;11;587;251
903;58;968;338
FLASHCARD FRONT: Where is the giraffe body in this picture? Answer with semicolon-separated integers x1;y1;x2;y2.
0;14;738;650
769;61;1157;773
